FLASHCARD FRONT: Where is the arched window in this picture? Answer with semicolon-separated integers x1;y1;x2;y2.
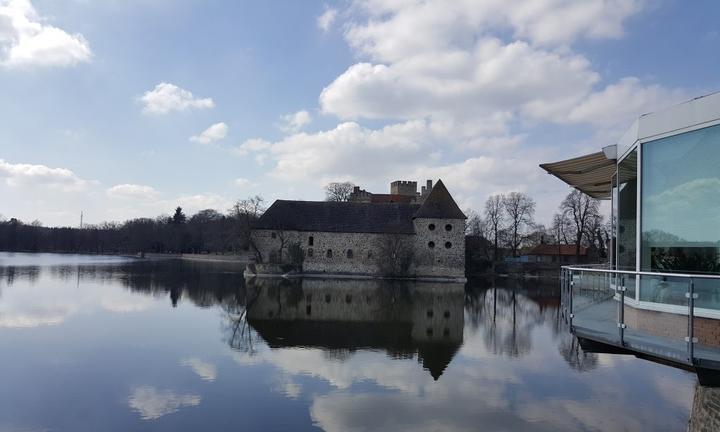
346;249;353;259
326;249;333;258
428;223;436;231
445;224;452;231
308;236;314;246
428;241;435;249
445;241;452;249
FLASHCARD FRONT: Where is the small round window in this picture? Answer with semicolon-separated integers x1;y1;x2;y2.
428;241;435;249
428;223;436;231
445;241;452;249
445;224;452;231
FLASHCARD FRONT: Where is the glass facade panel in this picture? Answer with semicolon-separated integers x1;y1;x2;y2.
641;124;720;275
617;149;637;271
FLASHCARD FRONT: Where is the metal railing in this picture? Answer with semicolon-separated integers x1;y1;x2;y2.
560;265;720;369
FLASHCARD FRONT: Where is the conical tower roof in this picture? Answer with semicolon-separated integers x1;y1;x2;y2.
414;179;466;219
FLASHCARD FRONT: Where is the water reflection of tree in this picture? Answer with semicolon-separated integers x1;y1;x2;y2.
465;280;595;367
466;285;541;357
222;285;261;355
557;335;598;372
0;265;41;287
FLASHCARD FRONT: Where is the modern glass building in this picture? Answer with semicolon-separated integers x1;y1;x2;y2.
541;92;720;381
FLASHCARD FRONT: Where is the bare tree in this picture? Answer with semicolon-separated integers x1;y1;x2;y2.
502;192;536;257
560;190;601;260
324;182;355;202
376;234;415;277
552;212;571;245
484;194;505;261
230;195;266;260
464;209;486;237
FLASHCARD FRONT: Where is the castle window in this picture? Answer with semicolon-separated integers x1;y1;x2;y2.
427;309;434;318
367;250;373;259
426;328;434;337
325;294;331;303
308;248;314;258
444;310;450;318
428;241;435;249
443;328;450;337
306;305;312;316
271;232;277;239
308;236;314;246
445;224;452;231
345;294;352;304
346;249;353;259
445;241;452;249
326;249;333;258
428;223;436;231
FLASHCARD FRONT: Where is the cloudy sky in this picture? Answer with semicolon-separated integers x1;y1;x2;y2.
1;0;718;227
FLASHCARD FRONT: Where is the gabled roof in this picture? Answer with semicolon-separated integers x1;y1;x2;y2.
414;180;467;220
253;200;420;234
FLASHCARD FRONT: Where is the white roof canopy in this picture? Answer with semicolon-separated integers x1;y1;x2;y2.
540;151;615;199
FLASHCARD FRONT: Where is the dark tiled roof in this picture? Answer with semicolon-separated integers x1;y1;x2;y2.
253;200;420;234
527;244;588;256
414;180;467;220
370;194;416;203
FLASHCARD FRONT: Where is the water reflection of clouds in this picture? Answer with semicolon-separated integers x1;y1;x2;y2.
180;357;218;382
127;386;201;420
231;287;695;432
0;276;159;328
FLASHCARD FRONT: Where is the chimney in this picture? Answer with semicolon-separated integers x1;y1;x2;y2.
353;186;360;193
426;180;433;190
421;186;426;194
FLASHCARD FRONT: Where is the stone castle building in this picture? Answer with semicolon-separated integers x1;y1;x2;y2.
250;179;466;280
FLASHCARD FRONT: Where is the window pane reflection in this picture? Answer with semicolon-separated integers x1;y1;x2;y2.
641;124;720;275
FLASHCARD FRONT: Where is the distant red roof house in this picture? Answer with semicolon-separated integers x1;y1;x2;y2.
528;244;588;256
522;244;589;264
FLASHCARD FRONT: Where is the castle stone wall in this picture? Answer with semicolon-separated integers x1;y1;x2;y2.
252;229;386;275
252;219;466;279
412;218;466;278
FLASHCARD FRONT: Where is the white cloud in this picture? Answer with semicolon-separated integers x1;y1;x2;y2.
234;178;251;188
229;0;688;225
106;184;160;200
317;7;337;32
0;159;88;191
140;82;214;115
233;138;272;156
279;110;311;133
180;358;218;382
525;77;690;129
0;0;92;68
190;122;228;144
128;386;201;420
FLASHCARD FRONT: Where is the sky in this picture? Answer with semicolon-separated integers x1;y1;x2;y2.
1;0;719;227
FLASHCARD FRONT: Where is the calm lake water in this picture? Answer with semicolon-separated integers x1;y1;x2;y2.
0;252;711;431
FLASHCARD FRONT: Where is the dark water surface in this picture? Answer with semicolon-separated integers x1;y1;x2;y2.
0;253;709;431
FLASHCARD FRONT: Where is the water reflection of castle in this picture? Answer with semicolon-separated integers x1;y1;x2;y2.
245;278;465;380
